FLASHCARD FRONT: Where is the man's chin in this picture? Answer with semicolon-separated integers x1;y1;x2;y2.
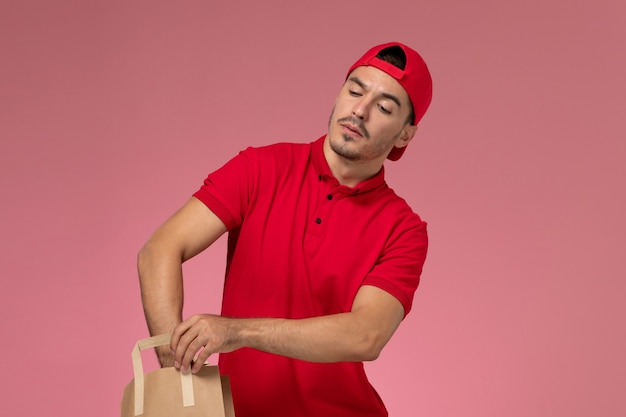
330;139;360;161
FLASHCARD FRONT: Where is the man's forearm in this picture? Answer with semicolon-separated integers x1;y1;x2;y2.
235;313;386;362
171;285;405;373
137;197;228;366
137;244;185;365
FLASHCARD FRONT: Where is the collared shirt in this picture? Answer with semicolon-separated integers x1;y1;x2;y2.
193;135;428;417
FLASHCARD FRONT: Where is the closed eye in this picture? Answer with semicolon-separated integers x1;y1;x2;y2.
379;104;392;114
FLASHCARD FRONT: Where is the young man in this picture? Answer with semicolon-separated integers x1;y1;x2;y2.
138;42;433;416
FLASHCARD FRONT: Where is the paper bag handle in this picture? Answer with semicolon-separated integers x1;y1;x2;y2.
131;334;195;416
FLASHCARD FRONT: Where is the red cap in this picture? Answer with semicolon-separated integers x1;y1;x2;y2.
346;42;433;161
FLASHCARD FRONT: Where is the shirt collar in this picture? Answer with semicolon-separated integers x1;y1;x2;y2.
311;135;386;195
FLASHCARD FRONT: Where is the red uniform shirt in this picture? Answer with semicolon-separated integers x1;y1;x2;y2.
193;136;428;417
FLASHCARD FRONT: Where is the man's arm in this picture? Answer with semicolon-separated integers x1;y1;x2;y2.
171;284;405;373
137;197;227;366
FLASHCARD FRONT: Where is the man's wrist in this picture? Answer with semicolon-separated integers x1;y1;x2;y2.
155;345;175;367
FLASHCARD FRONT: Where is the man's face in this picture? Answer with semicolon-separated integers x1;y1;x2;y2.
327;65;416;162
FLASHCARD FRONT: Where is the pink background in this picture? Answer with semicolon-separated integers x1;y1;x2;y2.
1;1;625;416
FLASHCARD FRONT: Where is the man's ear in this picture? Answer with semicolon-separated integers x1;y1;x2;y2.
395;124;418;149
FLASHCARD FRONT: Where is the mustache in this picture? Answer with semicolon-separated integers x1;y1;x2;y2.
337;116;370;139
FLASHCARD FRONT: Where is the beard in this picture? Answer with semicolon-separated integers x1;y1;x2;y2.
329;133;361;161
326;106;402;162
327;107;371;161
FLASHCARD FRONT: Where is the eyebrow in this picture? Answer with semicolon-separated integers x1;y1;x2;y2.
348;76;403;108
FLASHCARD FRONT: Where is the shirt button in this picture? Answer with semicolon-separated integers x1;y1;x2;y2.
327;194;333;200
315;218;322;224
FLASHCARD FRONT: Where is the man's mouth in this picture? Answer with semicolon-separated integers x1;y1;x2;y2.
337;116;369;139
341;123;363;137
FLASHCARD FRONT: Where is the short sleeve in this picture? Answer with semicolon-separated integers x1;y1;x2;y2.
192;149;254;230
363;219;428;317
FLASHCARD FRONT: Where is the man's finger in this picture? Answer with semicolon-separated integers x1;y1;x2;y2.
170;316;198;354
171;318;201;369
192;346;212;374
180;335;205;371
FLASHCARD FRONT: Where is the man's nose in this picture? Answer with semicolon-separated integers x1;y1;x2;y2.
351;98;369;120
